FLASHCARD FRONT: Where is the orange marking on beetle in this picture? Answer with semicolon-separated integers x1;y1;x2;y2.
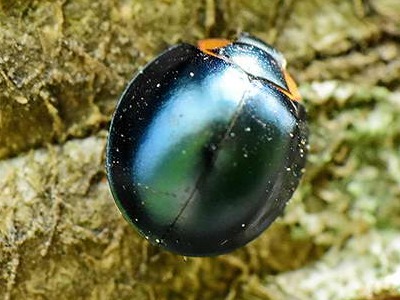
197;38;231;56
198;38;301;102
282;70;301;101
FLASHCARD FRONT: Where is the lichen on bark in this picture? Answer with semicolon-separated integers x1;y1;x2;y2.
1;0;400;299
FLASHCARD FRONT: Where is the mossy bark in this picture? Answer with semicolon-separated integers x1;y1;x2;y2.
1;0;400;299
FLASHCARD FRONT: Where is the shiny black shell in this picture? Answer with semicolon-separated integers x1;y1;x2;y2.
106;34;308;256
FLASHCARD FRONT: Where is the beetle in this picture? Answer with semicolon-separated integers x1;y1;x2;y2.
106;33;308;256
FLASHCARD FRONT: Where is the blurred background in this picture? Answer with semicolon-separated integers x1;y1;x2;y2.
0;0;399;299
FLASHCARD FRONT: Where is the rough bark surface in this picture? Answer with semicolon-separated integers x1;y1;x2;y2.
1;0;400;299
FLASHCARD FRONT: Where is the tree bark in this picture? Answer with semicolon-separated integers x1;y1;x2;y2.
1;0;400;299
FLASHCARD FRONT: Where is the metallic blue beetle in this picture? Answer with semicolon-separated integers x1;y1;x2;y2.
106;33;308;256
